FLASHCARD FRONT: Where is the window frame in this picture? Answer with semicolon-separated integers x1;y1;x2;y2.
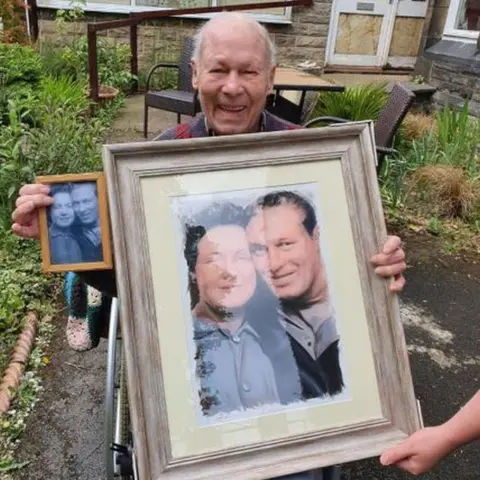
443;0;479;42
35;0;293;24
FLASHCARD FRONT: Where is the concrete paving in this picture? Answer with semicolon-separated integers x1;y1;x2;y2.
107;94;178;143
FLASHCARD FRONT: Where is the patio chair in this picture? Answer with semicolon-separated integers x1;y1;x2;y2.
303;83;415;172
143;36;201;138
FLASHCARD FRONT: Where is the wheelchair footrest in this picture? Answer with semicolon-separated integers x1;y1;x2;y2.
111;443;134;476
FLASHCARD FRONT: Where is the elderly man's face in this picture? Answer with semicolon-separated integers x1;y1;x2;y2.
191;24;275;135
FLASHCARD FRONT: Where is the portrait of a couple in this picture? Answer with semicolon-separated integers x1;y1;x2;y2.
176;185;349;421
47;182;103;265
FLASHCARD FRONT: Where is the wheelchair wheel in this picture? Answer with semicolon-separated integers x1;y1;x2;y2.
105;298;134;479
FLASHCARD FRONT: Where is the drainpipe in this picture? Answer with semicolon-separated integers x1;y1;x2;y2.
24;0;31;39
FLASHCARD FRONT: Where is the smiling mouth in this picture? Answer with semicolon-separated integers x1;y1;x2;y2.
272;273;295;285
219;284;241;292
218;105;246;114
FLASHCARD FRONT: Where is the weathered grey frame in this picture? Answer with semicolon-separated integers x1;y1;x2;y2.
102;122;421;480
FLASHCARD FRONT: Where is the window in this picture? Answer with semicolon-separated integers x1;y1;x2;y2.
35;0;293;23
444;0;480;40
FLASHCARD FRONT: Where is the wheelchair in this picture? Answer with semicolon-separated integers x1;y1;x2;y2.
104;297;136;480
102;297;340;480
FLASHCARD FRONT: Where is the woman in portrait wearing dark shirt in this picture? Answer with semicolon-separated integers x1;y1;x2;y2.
48;184;83;265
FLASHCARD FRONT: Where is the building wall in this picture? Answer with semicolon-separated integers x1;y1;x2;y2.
37;1;332;73
429;58;480;115
415;0;480;116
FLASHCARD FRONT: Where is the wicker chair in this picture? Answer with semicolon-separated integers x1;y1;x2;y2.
303;83;415;172
143;36;201;138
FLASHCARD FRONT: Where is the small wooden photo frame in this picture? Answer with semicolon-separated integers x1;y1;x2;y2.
36;172;113;273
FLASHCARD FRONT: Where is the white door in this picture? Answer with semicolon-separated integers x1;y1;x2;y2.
387;0;430;68
326;0;428;68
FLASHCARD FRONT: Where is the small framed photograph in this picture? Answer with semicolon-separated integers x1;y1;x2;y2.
36;172;113;272
103;124;421;479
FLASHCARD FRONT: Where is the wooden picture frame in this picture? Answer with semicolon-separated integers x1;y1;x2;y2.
102;122;421;480
36;172;113;273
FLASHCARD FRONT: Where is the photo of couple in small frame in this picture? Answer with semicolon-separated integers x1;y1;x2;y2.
36;172;113;273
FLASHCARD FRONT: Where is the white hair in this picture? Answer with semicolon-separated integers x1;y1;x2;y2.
192;12;276;66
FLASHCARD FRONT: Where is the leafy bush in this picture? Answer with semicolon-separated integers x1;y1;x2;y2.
0;44;43;126
309;83;389;123
0;43;122;232
40;36;136;93
0;43;43;86
36;75;91;117
0;96;120;231
0;233;55;375
0;83;39;126
28;109;106;174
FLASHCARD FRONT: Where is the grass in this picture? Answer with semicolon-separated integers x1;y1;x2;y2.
380;99;480;254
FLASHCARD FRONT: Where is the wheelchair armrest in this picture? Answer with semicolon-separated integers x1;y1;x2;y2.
145;62;179;92
376;145;397;156
303;116;349;128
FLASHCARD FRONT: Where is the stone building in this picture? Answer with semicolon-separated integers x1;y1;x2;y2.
417;0;480;115
33;0;479;113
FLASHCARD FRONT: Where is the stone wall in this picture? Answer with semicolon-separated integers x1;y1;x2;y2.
414;0;480;116
37;1;333;73
429;57;480;116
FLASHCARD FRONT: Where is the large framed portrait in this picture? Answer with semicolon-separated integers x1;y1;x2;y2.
102;123;421;479
36;172;113;272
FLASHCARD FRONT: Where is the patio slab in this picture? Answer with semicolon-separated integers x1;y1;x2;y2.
109;94;179;141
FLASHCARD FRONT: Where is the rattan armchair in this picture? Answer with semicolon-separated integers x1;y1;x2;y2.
303;83;415;172
143;36;201;138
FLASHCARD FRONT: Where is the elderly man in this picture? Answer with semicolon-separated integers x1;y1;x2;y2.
11;12;406;480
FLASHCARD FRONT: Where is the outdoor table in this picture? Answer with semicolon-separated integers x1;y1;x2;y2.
268;67;345;124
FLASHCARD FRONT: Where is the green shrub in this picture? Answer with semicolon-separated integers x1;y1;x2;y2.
0;83;39;126
41;36;136;93
0;102;33;231
0;76;121;231
0;44;43;126
309;83;389;123
36;75;91;118
28;110;105;175
0;43;43;86
0;233;55;367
